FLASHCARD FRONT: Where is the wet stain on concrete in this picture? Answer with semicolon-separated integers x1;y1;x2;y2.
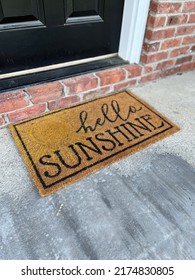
0;153;195;259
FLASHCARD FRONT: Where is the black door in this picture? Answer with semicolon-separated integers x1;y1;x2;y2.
0;0;124;75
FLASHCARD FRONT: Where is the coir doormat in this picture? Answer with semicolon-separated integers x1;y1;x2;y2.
9;90;180;196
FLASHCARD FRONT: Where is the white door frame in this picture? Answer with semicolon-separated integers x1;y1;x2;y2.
119;0;151;64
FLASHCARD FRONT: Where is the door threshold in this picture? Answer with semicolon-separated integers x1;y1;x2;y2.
0;55;127;92
0;53;118;80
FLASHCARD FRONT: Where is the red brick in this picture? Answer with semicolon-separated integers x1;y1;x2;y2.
83;87;111;101
156;60;175;70
8;104;46;123
0;115;5;126
141;52;168;64
147;15;166;28
114;80;137;91
150;2;182;14
191;45;195;52
63;74;98;94
170;46;190;58
124;64;142;78
161;38;182;50
140;72;161;84
143;42;160;52
141;53;148;64
161;66;181;77
183;36;195;45
176;26;195;36
189;14;195;23
48;95;80;111
183;2;195;13
180;62;195;72
145;28;175;41
145;30;153;40
167;15;188;26
0;91;29;114
27;82;63;104
143;65;153;74
96;68;126;86
176;55;193;65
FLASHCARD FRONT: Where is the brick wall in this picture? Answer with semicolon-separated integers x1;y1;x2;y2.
0;0;195;128
142;0;195;77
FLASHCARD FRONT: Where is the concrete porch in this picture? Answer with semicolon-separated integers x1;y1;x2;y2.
0;71;195;260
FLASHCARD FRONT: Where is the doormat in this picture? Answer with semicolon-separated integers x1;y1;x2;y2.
9;90;180;196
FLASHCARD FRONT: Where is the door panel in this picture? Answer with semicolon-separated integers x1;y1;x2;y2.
1;0;32;18
65;0;104;23
0;0;45;28
0;0;124;74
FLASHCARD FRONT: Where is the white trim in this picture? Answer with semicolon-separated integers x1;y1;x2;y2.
119;0;150;63
0;53;117;80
